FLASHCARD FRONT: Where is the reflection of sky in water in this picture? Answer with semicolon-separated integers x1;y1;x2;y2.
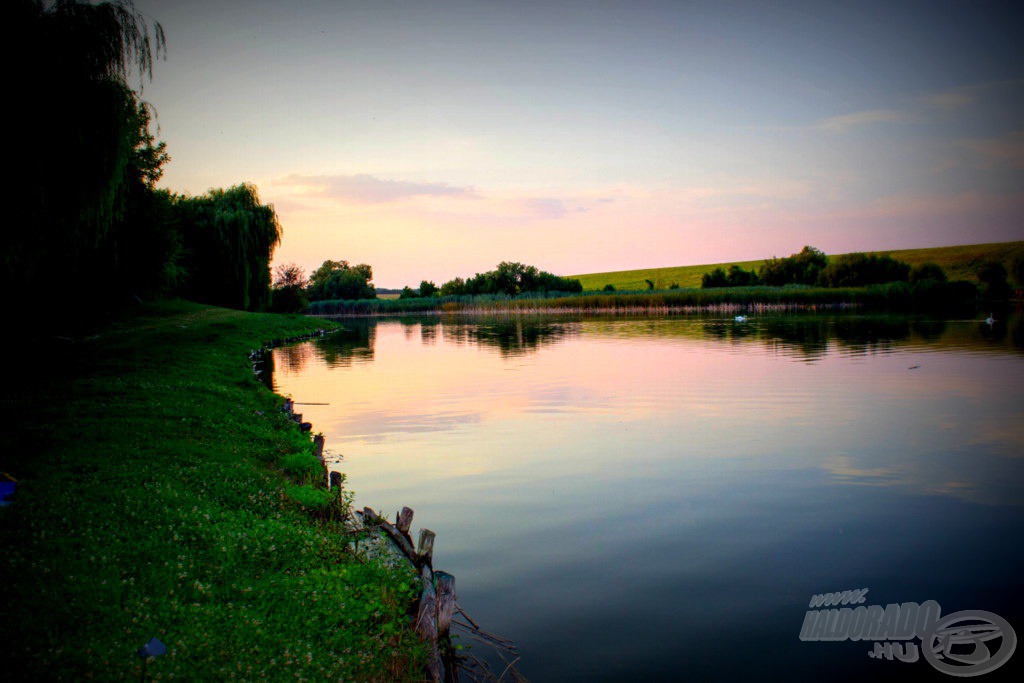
272;315;1024;681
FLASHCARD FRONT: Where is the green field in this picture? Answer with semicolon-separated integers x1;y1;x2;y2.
0;302;424;680
570;241;1024;291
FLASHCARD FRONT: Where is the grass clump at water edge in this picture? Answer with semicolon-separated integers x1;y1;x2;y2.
0;300;427;681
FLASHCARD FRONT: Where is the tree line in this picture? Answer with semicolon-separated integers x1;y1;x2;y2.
270;260;583;312
701;246;1018;301
8;0;282;323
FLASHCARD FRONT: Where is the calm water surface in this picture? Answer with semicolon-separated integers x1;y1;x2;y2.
271;314;1024;681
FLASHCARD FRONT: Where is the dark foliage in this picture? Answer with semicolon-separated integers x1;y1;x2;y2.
175;184;282;311
759;246;828;286
442;262;582;297
702;265;759;288
818;253;911;288
306;260;376;301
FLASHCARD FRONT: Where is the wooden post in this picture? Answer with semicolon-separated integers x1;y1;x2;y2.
417;529;436;568
396;506;414;543
415;564;443;682
435;571;456;638
312;434;325;462
329;471;343;490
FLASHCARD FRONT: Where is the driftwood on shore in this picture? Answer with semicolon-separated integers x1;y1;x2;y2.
359;505;525;682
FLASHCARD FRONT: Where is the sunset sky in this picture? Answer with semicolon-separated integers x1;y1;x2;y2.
134;0;1024;288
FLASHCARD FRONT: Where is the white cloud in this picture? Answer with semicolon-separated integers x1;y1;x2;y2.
274;173;477;203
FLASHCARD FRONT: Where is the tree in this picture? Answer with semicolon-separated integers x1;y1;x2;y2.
909;262;947;285
306;260;376;301
175;184;282;311
270;263;308;313
759;247;828;286
398;286;417;299
458;262;581;296
1011;254;1024;289
726;265;759;287
439;277;466;296
818;253;910;287
9;0;169;312
701;268;728;288
419;280;438;297
977;261;1011;300
273;263;308;289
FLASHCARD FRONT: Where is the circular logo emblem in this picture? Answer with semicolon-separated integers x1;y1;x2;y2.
923;610;1016;677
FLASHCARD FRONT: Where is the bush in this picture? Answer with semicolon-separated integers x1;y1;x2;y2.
977;261;1012;300
909;262;947;285
819;253;910;287
270;286;308;313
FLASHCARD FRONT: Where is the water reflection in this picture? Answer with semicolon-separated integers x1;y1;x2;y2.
270;313;1024;682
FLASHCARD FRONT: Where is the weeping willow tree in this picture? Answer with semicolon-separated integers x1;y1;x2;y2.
175;184;282;311
8;0;168;313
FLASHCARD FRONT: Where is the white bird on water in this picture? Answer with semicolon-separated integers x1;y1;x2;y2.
985;314;996;326
735;315;748;322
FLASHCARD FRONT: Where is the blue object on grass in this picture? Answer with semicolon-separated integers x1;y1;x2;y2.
0;480;15;506
137;637;167;659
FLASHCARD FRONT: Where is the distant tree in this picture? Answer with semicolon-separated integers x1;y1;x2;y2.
791;246;828;285
909;262;947;285
977;261;1011;300
439;277;466;296
759;246;828;286
818;253;910;288
273;263;307;289
726;265;759;287
757;257;790;286
603;284;616;292
398;286;417;299
419;280;438;297
1011;254;1024;289
645;279;655;290
701;268;728;288
306;260;376;301
459;262;581;296
270;263;308;313
669;282;680;289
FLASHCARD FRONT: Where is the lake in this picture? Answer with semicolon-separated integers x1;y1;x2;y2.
270;313;1024;681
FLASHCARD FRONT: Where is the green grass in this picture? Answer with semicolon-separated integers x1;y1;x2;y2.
0;300;426;681
570;241;1024;291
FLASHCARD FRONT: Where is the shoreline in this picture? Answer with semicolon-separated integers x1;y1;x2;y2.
0;301;428;680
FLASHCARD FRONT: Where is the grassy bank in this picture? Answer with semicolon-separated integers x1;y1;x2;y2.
0;301;425;680
570;240;1024;291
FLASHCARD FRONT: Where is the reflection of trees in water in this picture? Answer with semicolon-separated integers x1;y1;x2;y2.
588;314;1018;361
420;318;440;345
437;316;579;357
267;322;375;387
747;318;833;362
312;322;375;367
275;343;313;374
268;313;1022;385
